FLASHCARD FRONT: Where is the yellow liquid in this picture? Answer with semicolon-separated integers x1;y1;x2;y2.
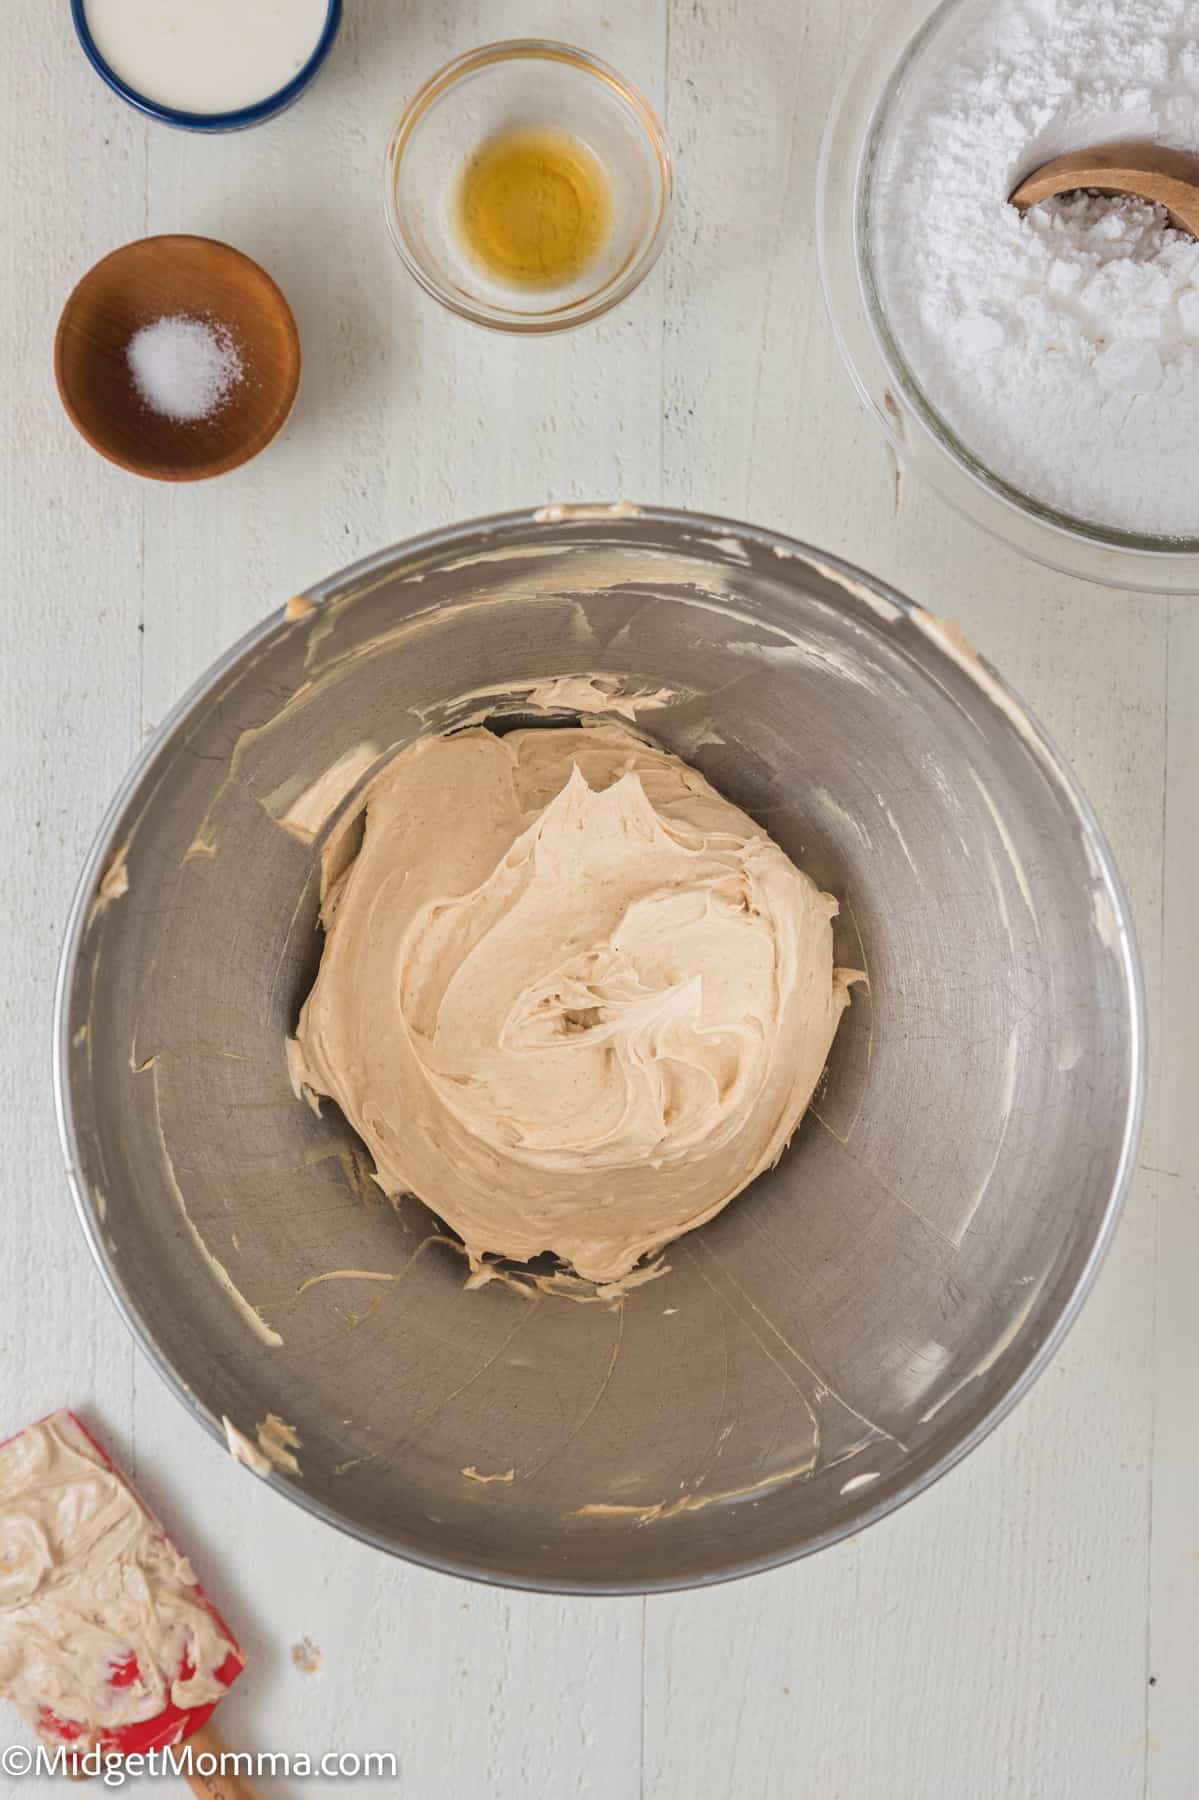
456;128;612;289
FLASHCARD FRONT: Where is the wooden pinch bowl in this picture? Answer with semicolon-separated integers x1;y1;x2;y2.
55;234;301;482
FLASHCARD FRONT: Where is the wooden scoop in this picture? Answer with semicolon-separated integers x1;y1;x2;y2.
1010;145;1199;237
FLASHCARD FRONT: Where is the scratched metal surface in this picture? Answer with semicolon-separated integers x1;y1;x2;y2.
59;511;1138;1593
2;0;1195;1794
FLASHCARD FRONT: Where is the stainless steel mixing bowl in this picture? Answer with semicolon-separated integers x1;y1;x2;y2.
55;506;1144;1593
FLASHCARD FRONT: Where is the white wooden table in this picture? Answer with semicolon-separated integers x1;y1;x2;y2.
3;2;1195;1795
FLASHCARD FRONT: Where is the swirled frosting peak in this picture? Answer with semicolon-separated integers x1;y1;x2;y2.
289;724;856;1283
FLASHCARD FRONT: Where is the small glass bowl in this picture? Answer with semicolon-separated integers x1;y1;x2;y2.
816;0;1199;593
384;40;673;334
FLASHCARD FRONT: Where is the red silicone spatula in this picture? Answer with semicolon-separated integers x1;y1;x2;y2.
0;1410;254;1797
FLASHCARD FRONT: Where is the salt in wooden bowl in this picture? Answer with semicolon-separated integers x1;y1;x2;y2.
55;234;301;482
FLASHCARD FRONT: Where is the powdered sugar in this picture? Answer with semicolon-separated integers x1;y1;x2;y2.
872;0;1199;536
126;314;243;423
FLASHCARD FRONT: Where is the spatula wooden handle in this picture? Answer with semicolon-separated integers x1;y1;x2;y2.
181;1722;258;1800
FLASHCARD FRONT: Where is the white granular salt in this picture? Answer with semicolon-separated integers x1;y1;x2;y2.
873;0;1199;536
126;314;243;423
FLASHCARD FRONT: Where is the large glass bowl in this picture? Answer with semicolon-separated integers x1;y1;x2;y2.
816;0;1199;592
